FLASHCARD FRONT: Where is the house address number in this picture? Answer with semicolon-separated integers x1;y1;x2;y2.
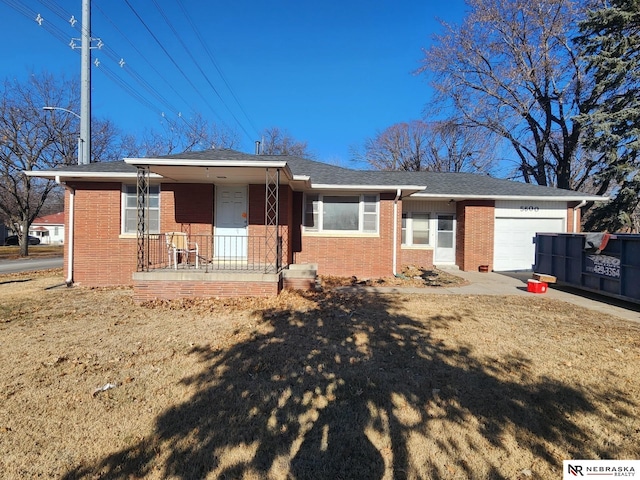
520;206;540;212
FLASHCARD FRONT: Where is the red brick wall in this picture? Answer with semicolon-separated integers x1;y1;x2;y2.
400;249;434;270
248;185;292;266
456;200;495;271
66;182;137;286
294;193;398;278
163;184;213;234
133;279;280;301
567;202;581;233
283;277;316;291
66;182;215;286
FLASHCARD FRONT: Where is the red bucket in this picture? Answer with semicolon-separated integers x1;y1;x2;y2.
527;279;548;294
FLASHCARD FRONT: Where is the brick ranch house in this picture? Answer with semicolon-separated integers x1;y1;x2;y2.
28;149;604;300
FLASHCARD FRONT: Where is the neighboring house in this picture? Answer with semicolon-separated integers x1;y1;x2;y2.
30;212;65;245
27;149;605;300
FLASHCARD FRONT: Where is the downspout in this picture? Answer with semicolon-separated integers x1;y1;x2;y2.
573;200;587;233
56;176;75;286
392;188;401;276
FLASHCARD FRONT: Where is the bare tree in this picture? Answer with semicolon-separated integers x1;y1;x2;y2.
425;120;495;173
133;112;241;157
354;121;428;171
90;118;127;163
0;72;120;255
353;119;494;173
259;127;313;157
419;0;602;190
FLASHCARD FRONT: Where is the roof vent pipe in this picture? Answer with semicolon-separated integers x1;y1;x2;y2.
255;141;261;155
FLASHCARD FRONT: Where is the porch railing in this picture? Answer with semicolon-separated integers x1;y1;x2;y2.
141;233;284;273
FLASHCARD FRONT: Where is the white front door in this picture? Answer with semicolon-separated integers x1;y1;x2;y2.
435;214;456;263
215;186;248;259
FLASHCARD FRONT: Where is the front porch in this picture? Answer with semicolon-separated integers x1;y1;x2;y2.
132;233;317;300
133;232;285;300
142;233;284;273
129;158;301;299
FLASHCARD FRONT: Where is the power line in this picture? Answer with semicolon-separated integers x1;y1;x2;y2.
2;0;197;132
96;43;183;118
2;0;71;46
93;2;193;118
151;0;255;142
36;0;79;32
3;0;253;146
176;0;259;137
122;0;229;128
95;62;163;116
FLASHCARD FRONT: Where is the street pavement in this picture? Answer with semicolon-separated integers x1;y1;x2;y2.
0;256;63;275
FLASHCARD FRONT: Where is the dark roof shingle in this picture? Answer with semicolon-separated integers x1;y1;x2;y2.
46;149;601;199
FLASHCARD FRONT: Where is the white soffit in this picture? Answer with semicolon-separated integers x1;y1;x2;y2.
124;158;294;184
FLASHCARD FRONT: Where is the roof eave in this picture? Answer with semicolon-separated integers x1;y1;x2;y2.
124;157;294;180
24;170;162;181
409;192;609;202
310;184;427;193
124;157;287;168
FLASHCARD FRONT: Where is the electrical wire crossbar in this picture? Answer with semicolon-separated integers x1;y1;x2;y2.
1;0;260;145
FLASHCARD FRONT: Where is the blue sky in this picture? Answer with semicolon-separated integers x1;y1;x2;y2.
0;0;469;165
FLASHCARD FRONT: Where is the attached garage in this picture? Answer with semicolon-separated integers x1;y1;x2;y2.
493;201;567;271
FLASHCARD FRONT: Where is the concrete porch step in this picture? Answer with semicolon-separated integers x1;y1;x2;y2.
282;263;318;279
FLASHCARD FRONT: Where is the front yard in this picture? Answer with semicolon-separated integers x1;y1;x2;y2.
0;269;638;479
0;245;64;260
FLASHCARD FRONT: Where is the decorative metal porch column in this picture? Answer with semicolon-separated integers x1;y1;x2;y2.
136;166;150;272
265;168;280;273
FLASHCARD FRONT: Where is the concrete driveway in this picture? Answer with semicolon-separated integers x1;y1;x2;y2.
340;269;640;324
464;270;640;323
494;271;640;323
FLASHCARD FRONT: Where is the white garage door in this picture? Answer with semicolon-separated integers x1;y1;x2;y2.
494;218;565;271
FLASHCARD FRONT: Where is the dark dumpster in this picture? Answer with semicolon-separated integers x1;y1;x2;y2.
534;233;640;304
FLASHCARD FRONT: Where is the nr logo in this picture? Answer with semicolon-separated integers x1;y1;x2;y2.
568;464;584;476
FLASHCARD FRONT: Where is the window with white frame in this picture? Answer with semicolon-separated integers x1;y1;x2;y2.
402;212;430;246
122;185;160;234
304;194;379;233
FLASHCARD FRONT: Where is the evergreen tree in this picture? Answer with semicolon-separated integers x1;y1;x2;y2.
576;0;640;231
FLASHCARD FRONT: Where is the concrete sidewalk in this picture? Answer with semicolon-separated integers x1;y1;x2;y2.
337;270;640;324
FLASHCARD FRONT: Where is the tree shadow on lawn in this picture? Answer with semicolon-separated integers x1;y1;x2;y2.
62;291;634;479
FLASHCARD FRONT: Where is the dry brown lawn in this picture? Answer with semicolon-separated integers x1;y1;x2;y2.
0;245;64;259
0;269;639;479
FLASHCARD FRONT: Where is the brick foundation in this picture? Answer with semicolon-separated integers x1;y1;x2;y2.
133;278;280;301
282;277;317;291
400;248;434;270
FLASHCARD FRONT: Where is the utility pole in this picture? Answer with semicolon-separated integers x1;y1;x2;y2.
80;0;91;165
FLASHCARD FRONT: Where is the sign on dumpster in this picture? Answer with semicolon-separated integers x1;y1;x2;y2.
584;254;621;279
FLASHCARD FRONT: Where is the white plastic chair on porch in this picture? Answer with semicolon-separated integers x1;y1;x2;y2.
165;232;199;269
